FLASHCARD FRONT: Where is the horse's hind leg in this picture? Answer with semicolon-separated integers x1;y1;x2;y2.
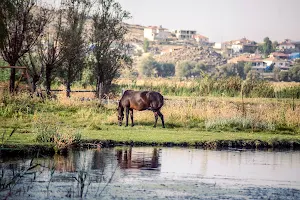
157;110;165;128
129;109;134;127
153;111;158;128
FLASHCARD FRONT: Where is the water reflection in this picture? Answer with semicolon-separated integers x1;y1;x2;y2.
1;147;300;199
116;147;160;169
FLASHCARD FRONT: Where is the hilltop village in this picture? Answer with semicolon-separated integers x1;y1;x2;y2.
124;24;300;81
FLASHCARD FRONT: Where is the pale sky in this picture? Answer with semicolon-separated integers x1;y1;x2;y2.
117;0;300;43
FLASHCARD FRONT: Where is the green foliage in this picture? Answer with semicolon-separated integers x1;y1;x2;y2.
263;37;274;57
33;112;82;149
0;92;37;117
278;71;289;82
288;65;300;82
143;39;149;53
0;59;9;81
175;61;208;78
242;80;275;98
215;62;247;79
157;63;175;77
137;54;174;77
138;54;159;77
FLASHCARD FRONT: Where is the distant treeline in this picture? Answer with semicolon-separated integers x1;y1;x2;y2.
127;54;300;83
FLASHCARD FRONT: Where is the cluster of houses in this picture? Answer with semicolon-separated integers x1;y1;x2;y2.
143;25;209;44
225;39;300;75
143;25;300;78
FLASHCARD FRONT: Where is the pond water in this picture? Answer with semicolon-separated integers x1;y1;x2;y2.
1;147;300;199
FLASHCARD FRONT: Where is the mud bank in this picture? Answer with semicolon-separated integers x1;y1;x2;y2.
82;139;300;149
1;138;300;156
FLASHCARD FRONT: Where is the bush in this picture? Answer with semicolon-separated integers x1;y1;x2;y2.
33;113;82;149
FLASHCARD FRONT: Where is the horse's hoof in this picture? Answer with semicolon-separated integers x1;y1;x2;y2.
162;126;165;128
153;126;156;128
131;124;134;127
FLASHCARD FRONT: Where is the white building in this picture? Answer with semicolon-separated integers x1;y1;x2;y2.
277;39;296;51
144;26;171;42
192;34;209;44
174;29;197;40
263;57;291;70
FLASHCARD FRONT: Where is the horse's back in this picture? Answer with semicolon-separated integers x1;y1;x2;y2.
120;90;164;111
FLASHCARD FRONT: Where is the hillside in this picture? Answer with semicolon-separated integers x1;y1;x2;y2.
125;24;227;65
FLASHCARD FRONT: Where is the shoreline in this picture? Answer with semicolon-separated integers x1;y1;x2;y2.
1;138;300;157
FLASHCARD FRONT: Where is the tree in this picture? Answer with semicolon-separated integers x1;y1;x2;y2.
157;63;175;77
263;37;273;57
36;9;65;96
59;0;90;97
289;65;300;82
143;38;149;53
0;0;15;48
18;51;42;93
278;70;289;82
214;63;246;79
0;0;49;93
272;41;279;51
138;55;158;77
175;61;194;78
91;0;132;98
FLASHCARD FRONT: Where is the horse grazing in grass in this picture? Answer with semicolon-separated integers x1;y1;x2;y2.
118;90;165;128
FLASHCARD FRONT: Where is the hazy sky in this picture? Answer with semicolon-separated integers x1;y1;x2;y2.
117;0;300;43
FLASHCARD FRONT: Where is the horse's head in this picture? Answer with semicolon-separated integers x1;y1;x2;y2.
117;106;124;126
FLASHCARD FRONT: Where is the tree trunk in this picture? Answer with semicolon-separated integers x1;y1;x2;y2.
9;68;16;93
97;81;103;99
31;74;40;93
45;66;52;96
66;82;71;98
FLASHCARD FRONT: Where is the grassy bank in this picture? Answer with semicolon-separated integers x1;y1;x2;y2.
1;91;300;152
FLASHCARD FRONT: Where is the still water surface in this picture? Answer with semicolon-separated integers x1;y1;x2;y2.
1;147;300;199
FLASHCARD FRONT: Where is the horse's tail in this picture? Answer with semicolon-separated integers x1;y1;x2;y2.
158;93;164;109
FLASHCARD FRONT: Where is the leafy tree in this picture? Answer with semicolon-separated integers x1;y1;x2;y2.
278;70;289;82
138;54;159;77
36;9;65;95
59;0;90;97
143;38;149;53
91;0;132;98
0;0;50;93
157;63;175;77
244;62;253;76
289;65;300;82
263;37;273;57
246;70;260;81
18;51;42;93
272;41;279;51
175;61;194;78
215;63;247;79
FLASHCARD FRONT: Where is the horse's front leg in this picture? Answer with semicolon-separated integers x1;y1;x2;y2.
125;107;129;127
129;109;134;127
153;111;158;128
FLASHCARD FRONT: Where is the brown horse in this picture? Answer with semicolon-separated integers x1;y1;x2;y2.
118;90;165;128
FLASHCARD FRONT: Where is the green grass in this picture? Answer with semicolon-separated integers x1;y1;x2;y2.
82;125;300;145
1;93;300;150
2;122;300;149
